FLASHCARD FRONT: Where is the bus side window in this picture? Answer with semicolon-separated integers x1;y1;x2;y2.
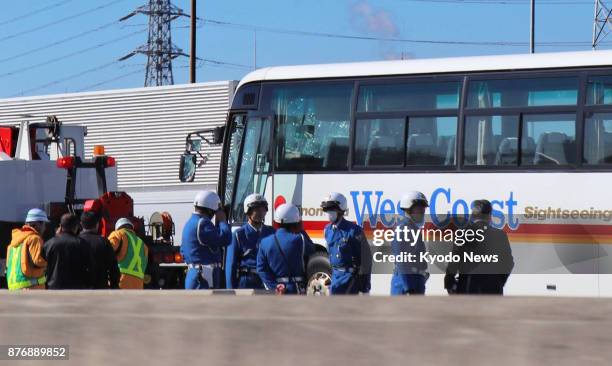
586;75;612;106
467;77;578;108
584;113;612;165
358;82;460;112
522;114;576;166
584;76;612;165
464;115;519;167
464;114;576;167
406;116;457;166
270;83;352;172
354;119;405;167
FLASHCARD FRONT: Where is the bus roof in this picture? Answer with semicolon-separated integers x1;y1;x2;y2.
237;50;612;89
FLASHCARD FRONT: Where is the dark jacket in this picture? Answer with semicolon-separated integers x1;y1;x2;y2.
43;232;90;289
445;221;514;293
445;221;514;275
80;230;120;289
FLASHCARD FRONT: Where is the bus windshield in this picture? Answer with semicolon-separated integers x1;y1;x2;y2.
224;115;272;223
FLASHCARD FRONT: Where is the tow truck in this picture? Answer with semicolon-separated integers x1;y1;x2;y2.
0;116;185;289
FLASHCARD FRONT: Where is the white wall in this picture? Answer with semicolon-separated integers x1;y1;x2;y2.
0;81;237;189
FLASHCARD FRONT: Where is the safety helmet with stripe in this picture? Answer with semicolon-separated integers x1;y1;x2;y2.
320;192;348;212
243;193;268;214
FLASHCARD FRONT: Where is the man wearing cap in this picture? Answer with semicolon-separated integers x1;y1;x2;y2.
445;199;514;295
225;193;275;289
5;208;48;290
181;190;232;289
108;218;148;289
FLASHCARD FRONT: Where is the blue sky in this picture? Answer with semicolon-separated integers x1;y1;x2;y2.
0;0;603;98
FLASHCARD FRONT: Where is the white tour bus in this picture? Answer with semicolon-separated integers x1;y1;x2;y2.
181;50;612;296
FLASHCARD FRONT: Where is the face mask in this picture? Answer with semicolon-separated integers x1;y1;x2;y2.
326;211;338;223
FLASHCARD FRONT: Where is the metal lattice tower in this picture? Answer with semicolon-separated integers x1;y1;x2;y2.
593;0;612;49
119;0;189;86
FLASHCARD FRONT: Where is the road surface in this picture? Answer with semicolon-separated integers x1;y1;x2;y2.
0;291;610;365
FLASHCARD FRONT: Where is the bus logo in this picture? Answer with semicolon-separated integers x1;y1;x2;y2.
350;189;519;230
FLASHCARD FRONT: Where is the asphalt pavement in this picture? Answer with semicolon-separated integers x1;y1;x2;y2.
0;291;610;366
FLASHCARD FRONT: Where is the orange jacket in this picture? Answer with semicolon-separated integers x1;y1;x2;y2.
6;226;47;288
108;228;149;289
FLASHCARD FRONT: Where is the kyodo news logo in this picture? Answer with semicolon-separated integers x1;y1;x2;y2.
349;188;520;230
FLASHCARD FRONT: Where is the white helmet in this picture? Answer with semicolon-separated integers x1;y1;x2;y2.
194;190;221;211
320;192;348;212
399;191;429;209
274;203;301;224
115;218;134;231
243;193;268;214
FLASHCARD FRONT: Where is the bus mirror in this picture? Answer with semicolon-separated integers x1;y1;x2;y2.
187;139;201;152
255;153;265;174
212;126;225;145
179;153;197;182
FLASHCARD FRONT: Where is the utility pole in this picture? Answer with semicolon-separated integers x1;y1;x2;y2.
190;0;196;83
530;0;535;53
254;30;257;70
593;0;612;49
119;0;189;86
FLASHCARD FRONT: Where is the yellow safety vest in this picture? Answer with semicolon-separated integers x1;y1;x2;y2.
117;230;147;279
6;244;46;290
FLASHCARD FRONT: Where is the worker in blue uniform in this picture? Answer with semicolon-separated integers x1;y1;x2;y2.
390;191;430;295
257;203;315;295
321;192;371;295
181;190;232;289
225;193;275;289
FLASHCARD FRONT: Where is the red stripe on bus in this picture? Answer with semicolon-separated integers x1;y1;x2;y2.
300;220;612;235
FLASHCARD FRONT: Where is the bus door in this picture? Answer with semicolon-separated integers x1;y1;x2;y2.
226;115;273;224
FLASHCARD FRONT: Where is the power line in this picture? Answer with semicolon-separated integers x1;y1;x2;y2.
0;0;74;27
402;0;592;3
77;58;251;92
12;60;122;97
0;0;127;43
198;18;606;47
0;20;122;64
15;57;250;96
0;29;146;79
76;69;143;91
196;19;522;45
198;59;252;70
175;58;253;70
